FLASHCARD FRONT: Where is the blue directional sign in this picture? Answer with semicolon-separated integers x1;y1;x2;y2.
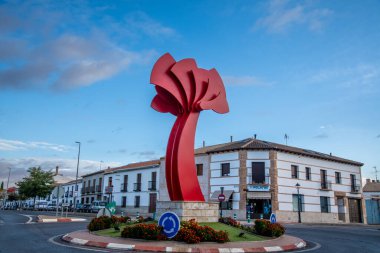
158;212;180;239
270;213;276;224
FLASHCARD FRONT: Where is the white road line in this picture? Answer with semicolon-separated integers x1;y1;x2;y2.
19;214;34;224
291;241;322;252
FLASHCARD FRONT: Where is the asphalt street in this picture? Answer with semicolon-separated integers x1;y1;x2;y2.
0;210;379;253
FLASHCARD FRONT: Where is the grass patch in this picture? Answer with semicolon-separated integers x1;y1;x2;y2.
94;221;266;242
199;222;265;242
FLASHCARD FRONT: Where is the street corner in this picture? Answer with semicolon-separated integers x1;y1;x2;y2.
37;215;87;223
61;230;307;253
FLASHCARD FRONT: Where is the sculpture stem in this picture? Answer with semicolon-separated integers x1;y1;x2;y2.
166;111;205;201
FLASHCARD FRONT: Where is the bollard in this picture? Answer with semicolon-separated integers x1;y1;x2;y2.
121;211;124;217
233;213;237;220
137;211;140;219
153;212;156;220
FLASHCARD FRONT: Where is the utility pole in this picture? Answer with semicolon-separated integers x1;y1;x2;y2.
6;168;11;190
374;166;378;181
74;141;81;210
284;134;289;145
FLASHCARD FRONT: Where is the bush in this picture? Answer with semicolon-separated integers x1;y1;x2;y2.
88;216;112;231
219;217;241;228
254;219;285;237
121;223;167;240
214;230;229;243
174;228;200;244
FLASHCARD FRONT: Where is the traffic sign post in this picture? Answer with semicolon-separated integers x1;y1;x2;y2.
270;213;276;224
106;201;116;215
158;212;180;239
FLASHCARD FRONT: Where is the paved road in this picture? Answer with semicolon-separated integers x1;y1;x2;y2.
286;223;380;253
1;210;379;253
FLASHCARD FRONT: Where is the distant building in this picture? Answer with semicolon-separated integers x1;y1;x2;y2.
363;179;380;224
81;170;105;204
62;179;82;207
103;160;160;216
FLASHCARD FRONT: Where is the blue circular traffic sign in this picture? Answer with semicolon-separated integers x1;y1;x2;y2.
158;212;180;238
270;213;276;223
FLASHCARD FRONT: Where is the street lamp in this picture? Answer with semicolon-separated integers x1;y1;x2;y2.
74;141;81;211
295;182;301;223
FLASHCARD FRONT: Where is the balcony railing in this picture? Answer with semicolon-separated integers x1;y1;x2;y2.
81;188;85;194
134;183;141;192
91;186;95;193
69;191;73;197
320;181;332;190
247;174;270;185
105;186;113;194
351;185;360;193
148;181;157;191
96;185;102;193
86;186;91;193
121;183;128;192
64;192;69;198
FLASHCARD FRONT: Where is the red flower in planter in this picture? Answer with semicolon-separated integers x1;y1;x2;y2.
150;53;229;201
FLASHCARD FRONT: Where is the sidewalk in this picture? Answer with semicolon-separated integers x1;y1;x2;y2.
62;230;306;252
38;215;87;223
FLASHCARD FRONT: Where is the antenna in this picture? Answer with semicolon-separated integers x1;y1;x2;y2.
374;166;378;181
284;134;289;145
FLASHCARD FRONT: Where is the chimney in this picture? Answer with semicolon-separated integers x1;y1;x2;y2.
329;153;332;156
55;166;59;176
202;140;205;147
230;136;233;142
366;178;371;184
254;134;257;139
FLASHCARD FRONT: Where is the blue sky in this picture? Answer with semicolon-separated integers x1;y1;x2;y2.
1;0;379;186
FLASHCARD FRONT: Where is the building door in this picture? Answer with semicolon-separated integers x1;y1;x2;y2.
348;198;362;223
148;193;157;213
337;197;345;222
366;199;380;224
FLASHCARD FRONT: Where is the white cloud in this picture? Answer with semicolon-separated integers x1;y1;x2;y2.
255;0;332;33
0;2;164;91
0;139;71;152
222;75;271;87
0;157;122;187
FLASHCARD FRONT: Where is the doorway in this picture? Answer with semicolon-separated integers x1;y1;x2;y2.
247;199;271;219
348;198;363;223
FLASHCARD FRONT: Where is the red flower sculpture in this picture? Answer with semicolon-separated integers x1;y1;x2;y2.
150;53;229;201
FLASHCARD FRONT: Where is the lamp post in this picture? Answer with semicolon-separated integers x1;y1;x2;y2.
74;141;81;211
295;183;301;223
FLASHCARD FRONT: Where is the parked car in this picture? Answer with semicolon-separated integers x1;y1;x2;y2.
46;203;57;211
90;201;107;213
77;203;91;213
35;201;48;211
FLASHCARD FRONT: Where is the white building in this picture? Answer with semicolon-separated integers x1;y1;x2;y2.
158;137;365;223
81;170;105;204
62;179;82;207
103;160;160;216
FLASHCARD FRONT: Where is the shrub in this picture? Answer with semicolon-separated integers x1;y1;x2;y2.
219;217;240;228
144;217;154;222
214;230;230;243
174;228;200;244
121;223;167;240
254;219;285;237
88;216;112;231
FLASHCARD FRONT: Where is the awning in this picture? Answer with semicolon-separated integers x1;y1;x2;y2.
210;190;234;201
371;196;380;200
247;191;271;199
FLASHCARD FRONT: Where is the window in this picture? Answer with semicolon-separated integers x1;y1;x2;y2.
320;196;330;213
196;164;203;176
292;194;304;212
108;177;112;187
305;167;311;180
335;172;341;184
291;165;299;179
252;162;265;184
134;196;140;208
350;174;358;192
320;169;328;189
122;197;127;207
221;163;230;176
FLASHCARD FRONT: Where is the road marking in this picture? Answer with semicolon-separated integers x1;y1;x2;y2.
107;243;134;249
19;214;35;224
292;241;322;252
264;246;283;252
48;235;108;252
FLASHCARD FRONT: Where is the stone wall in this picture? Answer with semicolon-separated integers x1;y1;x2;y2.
276;210;340;223
156;201;219;222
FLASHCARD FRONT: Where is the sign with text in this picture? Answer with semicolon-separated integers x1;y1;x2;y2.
247;185;270;192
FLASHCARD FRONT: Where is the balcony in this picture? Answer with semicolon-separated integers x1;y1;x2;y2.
96;185;102;193
247;174;270;185
69;191;73;197
86;187;91;193
351;185;360;193
91;186;95;193
121;183;128;192
134;183;141;192
105;186;113;194
148;181;157;191
320;181;332;190
64;192;69;198
81;188;85;195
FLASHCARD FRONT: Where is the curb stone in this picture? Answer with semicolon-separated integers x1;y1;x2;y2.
61;234;307;252
37;215;87;223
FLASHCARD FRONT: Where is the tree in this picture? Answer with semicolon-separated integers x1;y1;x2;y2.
0;181;3;190
16;167;55;205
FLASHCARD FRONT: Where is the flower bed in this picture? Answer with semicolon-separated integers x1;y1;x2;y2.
219;217;285;238
88;215;132;231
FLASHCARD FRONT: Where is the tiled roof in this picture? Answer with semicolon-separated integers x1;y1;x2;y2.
205;138;363;166
62;179;82;185
105;160;160;174
81;169;106;178
363;182;380;192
